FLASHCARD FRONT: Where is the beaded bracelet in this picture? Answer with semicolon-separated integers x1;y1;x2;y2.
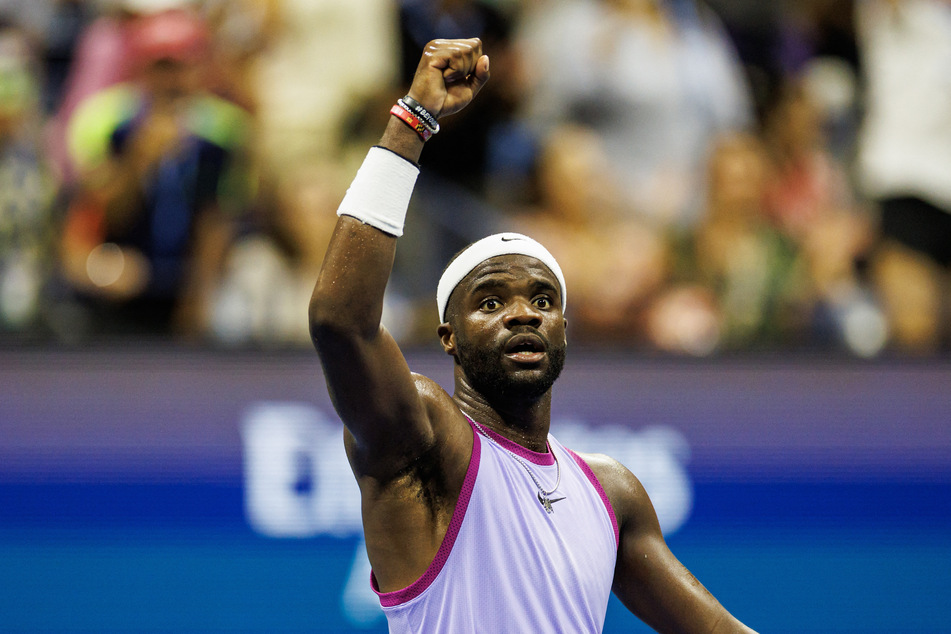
390;103;434;142
398;95;440;134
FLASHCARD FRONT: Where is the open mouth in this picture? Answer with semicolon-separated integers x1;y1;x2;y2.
504;333;546;364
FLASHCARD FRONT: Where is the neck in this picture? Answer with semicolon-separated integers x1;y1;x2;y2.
453;376;553;453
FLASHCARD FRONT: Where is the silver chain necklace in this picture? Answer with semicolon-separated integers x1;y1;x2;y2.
470;418;566;513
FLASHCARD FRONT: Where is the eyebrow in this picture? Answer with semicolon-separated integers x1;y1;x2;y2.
467;275;560;301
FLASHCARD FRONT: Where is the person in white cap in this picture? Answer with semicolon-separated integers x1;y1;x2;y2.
310;38;756;634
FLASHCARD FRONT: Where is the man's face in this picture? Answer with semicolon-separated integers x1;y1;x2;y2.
142;58;203;105
447;255;567;402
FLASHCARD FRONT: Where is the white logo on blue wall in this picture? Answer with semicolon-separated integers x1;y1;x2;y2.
241;402;694;626
242;402;363;538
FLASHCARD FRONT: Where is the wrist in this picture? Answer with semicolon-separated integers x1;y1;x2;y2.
379;116;425;163
336;146;420;237
389;102;434;142
398;95;440;134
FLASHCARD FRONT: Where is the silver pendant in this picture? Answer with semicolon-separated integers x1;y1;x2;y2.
538;492;566;514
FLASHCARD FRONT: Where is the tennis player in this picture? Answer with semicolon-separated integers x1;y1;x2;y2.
310;37;756;633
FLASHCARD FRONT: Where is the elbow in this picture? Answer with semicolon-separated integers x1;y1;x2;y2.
308;290;343;346
308;286;331;331
309;299;347;354
309;268;347;331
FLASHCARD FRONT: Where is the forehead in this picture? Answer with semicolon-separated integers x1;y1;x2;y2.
459;254;560;296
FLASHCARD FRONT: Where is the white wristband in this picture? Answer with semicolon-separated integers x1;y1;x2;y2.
336;146;419;237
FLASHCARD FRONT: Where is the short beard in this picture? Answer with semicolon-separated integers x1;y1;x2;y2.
455;334;566;403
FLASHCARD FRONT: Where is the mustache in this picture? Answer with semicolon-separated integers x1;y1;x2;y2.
502;327;550;351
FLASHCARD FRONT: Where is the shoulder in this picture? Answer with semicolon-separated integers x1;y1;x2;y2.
414;373;474;445
410;372;454;419
186;93;252;149
72;83;140;122
347;372;473;507
571;450;654;529
356;372;471;469
412;372;451;403
67;84;140;170
414;371;475;462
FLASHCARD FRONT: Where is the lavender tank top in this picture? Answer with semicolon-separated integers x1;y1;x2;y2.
372;416;620;633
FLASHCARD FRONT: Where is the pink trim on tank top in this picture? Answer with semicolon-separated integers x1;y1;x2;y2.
567;449;620;548
371;422;483;607
464;415;555;465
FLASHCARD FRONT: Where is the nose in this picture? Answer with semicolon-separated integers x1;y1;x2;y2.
503;297;542;329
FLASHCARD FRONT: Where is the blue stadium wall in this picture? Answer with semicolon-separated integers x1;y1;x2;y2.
1;348;949;633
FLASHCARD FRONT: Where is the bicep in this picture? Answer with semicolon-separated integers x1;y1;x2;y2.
310;218;434;473
317;322;430;449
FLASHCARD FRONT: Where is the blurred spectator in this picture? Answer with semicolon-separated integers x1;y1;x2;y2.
516;0;754;230
38;0;97;113
249;0;398;179
200;0;280;112
645;133;811;354
762;78;870;277
45;1;143;186
0;26;58;336
61;7;253;339
512;125;672;345
707;1;859;144
855;0;951;354
0;0;96;112
775;1;861;161
760;77;884;355
200;0;399;347
47;0;268;186
207;161;346;347
776;0;859;80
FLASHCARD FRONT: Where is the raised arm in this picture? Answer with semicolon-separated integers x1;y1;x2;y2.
309;39;489;479
584;454;758;633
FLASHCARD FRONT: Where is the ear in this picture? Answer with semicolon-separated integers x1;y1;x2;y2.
437;323;457;357
563;318;568;346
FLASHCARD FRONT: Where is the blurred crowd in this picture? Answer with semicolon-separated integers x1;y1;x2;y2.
1;0;950;357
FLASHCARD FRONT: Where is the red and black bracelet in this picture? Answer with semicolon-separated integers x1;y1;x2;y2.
399;95;440;134
390;102;434;141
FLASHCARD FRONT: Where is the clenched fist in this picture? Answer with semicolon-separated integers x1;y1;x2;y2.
407;38;490;120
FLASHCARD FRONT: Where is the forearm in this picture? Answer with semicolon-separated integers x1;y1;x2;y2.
616;560;756;634
711;614;758;634
379;115;425;164
607;462;758;634
311;36;488;342
309;118;424;337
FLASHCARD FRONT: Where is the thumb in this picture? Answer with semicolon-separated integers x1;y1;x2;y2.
470;55;490;95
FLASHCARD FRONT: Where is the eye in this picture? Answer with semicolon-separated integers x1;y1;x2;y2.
479;297;502;312
533;296;552;310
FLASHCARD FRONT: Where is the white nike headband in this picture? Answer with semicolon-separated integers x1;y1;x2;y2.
436;232;567;322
